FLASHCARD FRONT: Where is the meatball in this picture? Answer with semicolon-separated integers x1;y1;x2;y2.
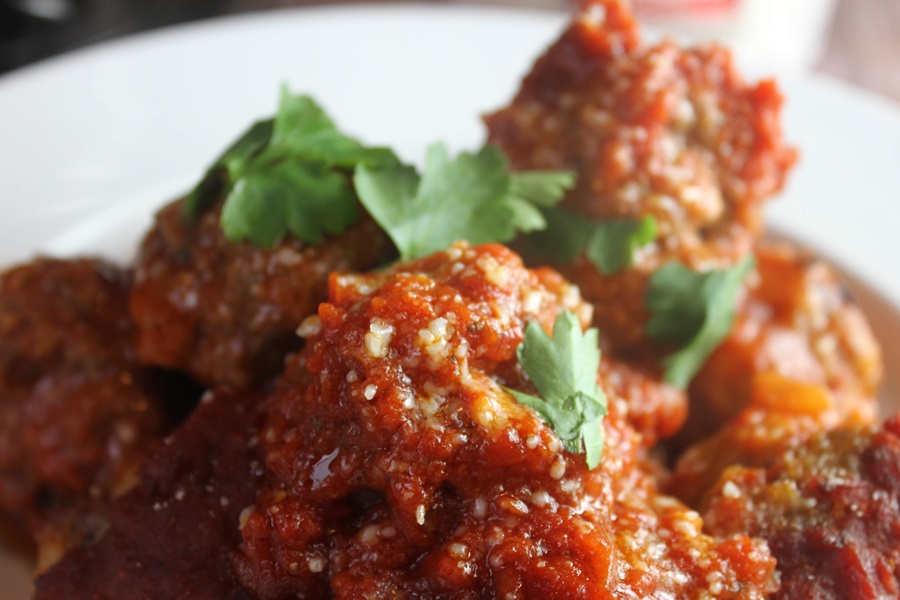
34;388;266;600
699;416;900;599
669;374;844;508
233;243;776;599
680;240;881;446
0;258;179;571
129;197;395;389
485;0;796;350
670;357;897;598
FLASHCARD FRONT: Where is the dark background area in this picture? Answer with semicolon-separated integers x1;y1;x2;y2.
0;0;233;73
2;0;899;102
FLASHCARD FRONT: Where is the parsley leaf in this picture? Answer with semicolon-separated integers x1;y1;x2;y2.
354;143;574;261
522;206;590;263
585;216;657;275
525;208;657;275
183;87;398;247
219;162;356;247
262;91;398;169
506;311;607;469
183;119;274;219
645;256;755;389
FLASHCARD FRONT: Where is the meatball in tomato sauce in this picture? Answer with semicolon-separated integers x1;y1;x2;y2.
130;198;395;389
233;243;777;599
0;258;188;571
486;0;797;351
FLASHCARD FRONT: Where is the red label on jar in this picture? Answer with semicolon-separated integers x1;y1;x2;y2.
633;0;741;15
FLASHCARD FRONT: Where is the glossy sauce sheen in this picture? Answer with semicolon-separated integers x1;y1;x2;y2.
232;243;776;599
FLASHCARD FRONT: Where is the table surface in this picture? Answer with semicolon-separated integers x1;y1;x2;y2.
1;0;898;105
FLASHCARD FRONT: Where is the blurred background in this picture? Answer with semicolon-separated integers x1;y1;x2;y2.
1;0;899;103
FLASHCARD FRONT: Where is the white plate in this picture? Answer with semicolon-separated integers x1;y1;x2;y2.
0;5;898;597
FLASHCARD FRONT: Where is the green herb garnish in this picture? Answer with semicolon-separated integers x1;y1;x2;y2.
354;143;574;261
506;311;607;469
645;256;755;389
184;87;398;247
584;216;657;275
526;207;657;275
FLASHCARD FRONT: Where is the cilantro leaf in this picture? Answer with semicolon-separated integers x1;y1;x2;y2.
524;207;657;275
354;143;574;261
506;311;607;469
183;87;398;247
645;256;755;389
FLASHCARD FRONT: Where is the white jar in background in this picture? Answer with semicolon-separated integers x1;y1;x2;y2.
633;0;838;70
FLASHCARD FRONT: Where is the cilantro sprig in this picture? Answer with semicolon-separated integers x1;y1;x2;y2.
525;208;657;275
354;144;575;261
506;311;607;469
646;256;755;388
184;87;398;247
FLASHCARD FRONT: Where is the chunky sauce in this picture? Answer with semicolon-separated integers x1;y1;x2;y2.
233;243;776;599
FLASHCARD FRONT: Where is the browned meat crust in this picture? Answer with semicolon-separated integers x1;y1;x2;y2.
0;258;179;571
700;416;900;599
130;198;395;389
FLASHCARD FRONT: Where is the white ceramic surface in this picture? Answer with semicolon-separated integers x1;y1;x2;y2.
0;5;898;597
